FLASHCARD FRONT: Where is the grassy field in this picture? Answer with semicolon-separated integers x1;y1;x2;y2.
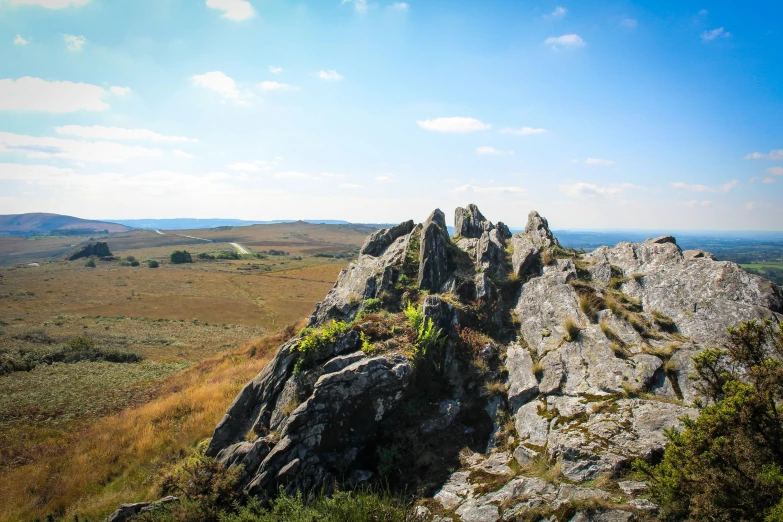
0;222;376;521
739;262;783;270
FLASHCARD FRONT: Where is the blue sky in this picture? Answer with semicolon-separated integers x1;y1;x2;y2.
0;0;781;230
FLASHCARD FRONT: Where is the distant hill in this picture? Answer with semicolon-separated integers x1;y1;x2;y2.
0;213;131;235
114;218;352;230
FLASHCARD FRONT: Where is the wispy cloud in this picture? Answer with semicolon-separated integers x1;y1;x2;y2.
620;18;637;29
340;182;363;189
745;201;763;211
273;171;345;180
63;34;86;51
671;180;738;193
701;27;730;41
268;66;282;75
110;86;131;96
374;175;393;183
55;125;197;143
318;69;344;81
260;81;299;92
227;160;278;172
746;150;783;161
0;77;111;112
585;157;614;166
476;146;513;156
545;6;567;19
172;149;194;159
767;167;783;176
763;178;776;184
678;200;713;207
499;127;547;135
0;131;162;163
206;0;254;21
417;117;491;133
9;0;90;7
341;0;367;13
452;184;525;194
559;182;625;198
192;71;242;102
14;35;29;45
545;34;585;48
388;2;408;11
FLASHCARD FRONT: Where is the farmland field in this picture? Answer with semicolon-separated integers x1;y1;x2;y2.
0;221;377;520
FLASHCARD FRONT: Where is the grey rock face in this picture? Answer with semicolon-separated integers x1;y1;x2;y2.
200;204;782;521
360;220;415;257
524;210;559;249
308;230;412;326
418;209;451;292
66;241;112;260
107;496;178;522
455;204;493;238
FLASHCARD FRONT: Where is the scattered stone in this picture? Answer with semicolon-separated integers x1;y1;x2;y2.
107;496;178;522
618;480;648;495
66;241;112;260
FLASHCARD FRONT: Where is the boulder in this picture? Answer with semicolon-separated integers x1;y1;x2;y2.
455;204;493;239
107;496;178;522
66;241;112;260
418;209;451;292
360;220;415;257
524;210;559;249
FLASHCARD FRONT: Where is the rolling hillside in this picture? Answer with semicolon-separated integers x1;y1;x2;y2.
0;213;131;235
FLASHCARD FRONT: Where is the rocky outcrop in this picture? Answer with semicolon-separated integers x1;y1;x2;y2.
66;241;112;260
203;204;782;522
107;496;178;522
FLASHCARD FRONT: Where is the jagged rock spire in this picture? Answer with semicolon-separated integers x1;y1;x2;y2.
418;208;451;293
455;204;493;238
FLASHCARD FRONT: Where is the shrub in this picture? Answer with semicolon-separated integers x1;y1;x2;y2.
294;320;351;374
197;253;215;260
126;256;136;262
84;258;96;268
363;298;382;313
564;317;581;342
130;260;140;267
170;250;193;264
413;316;444;357
403;301;423;332
148;260;159;268
637;320;783;521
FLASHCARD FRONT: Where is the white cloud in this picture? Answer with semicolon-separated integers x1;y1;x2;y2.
0;131;163;163
451;184;525;194
545;34;585;48
227;160;277;172
273;171;344;180
318;69;344;81
110;86;131;96
374;175;393;183
499;127;547;135
476;146;513;156
546;6;567;19
559;182;624;198
260;81;299;92
340;183;363;189
172;149;194;159
341;0;367;13
192;71;241;101
678;200;713;207
206;0;254;21
14;35;29;45
767;167;783;176
0;77;110;112
417;117;491;133
268;66;282;75
745;201;763;211
585;157;614;165
699;9;708;15
670;180;738;193
8;0;90;7
763;177;776;184
63;34;86;51
746;150;783;161
620;18;637;28
388;2;408;10
701;27;730;41
55;125;197;143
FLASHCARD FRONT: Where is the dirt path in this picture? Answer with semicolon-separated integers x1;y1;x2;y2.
231;242;250;255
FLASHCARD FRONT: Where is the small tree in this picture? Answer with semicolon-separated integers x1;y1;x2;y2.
170;250;193;264
84;258;96;268
638;320;783;521
147;260;159;268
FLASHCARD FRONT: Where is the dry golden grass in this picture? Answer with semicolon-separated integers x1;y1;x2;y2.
0;323;302;522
